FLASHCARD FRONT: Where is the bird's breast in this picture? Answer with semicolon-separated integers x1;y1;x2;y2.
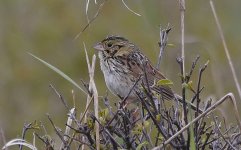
99;53;136;98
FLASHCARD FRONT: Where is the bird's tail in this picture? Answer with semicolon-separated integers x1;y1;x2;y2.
174;94;203;114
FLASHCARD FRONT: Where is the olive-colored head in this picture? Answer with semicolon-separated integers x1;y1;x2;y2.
94;35;134;58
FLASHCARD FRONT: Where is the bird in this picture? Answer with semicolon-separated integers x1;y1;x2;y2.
93;35;174;102
94;35;202;112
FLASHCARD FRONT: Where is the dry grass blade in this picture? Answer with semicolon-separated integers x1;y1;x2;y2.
85;0;98;18
179;0;186;74
178;0;191;147
28;53;87;95
32;132;36;148
0;128;7;150
2;139;37;150
210;0;241;101
74;1;106;40
121;0;141;16
83;43;100;150
85;0;90;23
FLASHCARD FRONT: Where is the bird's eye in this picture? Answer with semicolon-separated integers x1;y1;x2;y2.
107;42;113;48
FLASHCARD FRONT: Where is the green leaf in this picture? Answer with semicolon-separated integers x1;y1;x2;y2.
99;108;109;119
167;43;175;47
156;114;161;122
182;83;188;88
99;117;106;125
136;141;149;150
157;135;164;141
182;81;195;92
143;121;150;128
87;118;94;129
132;124;142;135
30;120;40;130
157;79;173;86
187;81;194;90
28;52;87;95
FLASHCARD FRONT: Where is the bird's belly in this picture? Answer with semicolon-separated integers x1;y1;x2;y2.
103;68;135;98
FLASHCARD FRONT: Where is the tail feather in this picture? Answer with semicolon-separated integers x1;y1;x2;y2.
174;94;203;113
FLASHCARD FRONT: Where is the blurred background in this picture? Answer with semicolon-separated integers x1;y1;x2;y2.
0;0;241;146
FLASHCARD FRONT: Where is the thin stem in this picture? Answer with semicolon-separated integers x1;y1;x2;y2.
179;0;185;74
210;0;241;101
179;0;189;148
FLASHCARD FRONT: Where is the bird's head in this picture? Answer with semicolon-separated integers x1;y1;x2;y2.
94;35;135;59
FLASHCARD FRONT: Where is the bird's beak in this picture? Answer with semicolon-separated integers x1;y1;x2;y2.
93;42;105;51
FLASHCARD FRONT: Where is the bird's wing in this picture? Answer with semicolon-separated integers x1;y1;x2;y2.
127;51;174;100
146;62;175;100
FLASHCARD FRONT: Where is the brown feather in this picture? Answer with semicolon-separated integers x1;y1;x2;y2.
127;51;175;100
96;35;174;100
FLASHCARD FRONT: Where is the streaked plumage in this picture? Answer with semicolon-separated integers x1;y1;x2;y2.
94;35;174;102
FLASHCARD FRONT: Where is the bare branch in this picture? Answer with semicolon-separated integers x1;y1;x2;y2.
156;24;171;69
49;84;69;110
47;114;66;145
152;93;241;149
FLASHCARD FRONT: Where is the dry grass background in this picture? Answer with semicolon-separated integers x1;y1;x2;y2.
0;0;241;146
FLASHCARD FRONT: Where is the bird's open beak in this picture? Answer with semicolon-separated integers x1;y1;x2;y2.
93;42;105;51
